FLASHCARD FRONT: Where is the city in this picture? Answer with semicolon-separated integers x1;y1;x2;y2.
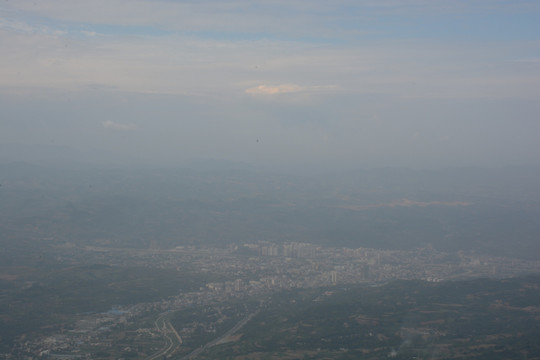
12;241;540;359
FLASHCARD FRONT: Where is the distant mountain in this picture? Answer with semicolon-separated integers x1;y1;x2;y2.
0;143;90;166
1;162;539;258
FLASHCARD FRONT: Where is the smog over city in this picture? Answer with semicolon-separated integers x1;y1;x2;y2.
1;1;540;359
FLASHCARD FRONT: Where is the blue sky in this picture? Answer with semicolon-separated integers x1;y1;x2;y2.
1;0;539;168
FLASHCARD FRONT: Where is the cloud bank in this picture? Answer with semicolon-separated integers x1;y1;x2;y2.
0;0;539;168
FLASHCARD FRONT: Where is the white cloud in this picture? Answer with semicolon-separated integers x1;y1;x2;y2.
102;120;137;131
245;84;340;96
6;0;510;45
81;31;98;37
1;25;537;100
0;0;539;101
245;84;304;95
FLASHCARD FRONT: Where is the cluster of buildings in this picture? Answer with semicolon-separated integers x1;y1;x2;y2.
9;241;540;359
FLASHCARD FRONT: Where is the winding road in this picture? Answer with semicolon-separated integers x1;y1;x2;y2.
146;313;183;360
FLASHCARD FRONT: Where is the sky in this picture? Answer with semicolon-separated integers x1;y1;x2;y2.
1;0;540;169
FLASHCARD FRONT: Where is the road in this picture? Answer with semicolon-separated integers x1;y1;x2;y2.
146;313;183;360
180;310;258;360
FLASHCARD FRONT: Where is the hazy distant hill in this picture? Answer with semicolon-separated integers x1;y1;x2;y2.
1;161;539;258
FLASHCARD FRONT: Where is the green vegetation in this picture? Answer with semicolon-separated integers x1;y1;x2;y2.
170;300;257;356
0;264;214;351
203;276;540;359
1;164;540;357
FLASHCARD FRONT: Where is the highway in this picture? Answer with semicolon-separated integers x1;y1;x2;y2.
146;313;183;360
180;309;258;360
